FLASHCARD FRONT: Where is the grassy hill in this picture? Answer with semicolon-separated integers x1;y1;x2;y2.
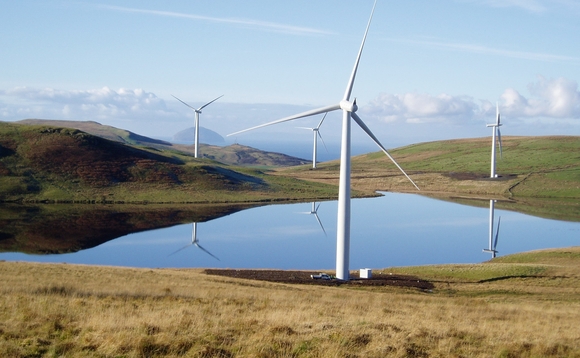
2;120;579;216
278;136;580;220
0;122;336;203
281;135;579;197
17;119;309;167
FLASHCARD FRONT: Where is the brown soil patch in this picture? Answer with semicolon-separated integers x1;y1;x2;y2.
204;269;434;290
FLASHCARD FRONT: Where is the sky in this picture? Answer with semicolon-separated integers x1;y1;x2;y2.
1;0;579;159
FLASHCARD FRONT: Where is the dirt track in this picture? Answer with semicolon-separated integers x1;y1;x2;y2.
204;269;434;290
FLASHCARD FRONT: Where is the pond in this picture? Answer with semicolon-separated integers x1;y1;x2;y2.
1;193;578;270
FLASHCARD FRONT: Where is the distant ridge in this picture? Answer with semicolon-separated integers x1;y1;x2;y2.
16;119;309;167
18;119;171;146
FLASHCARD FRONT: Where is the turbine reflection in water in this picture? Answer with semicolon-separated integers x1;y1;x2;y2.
169;222;219;261
1;194;578;269
483;200;501;258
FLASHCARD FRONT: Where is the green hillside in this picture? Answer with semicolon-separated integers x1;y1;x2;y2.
0;122;336;203
279;136;580;220
284;135;579;197
17;119;309;167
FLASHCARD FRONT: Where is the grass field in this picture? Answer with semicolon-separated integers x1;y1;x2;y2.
278;135;580;221
280;136;579;198
1;247;580;357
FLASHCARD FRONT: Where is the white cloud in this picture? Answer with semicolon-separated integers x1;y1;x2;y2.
98;5;333;36
363;92;482;124
501;76;580;118
1;86;173;120
363;76;580;128
1;78;579;141
476;0;547;12
389;38;580;65
461;0;580;14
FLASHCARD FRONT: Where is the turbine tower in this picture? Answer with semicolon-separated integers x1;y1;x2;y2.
483;200;500;258
172;94;224;158
487;102;503;178
298;113;328;169
228;0;419;280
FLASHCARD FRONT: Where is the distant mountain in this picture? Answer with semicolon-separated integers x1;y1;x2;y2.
173;127;225;145
15;119;308;167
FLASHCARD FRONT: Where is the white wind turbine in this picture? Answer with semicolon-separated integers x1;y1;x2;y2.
172;94;224;158
299;202;327;236
169;223;220;260
483;200;501;258
487;102;503;178
297;113;328;169
228;0;419;280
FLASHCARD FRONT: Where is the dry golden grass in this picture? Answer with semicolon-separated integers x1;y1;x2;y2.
2;248;580;357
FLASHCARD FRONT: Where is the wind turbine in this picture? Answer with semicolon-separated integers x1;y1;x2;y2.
487;102;503;178
228;0;419;280
169;223;220;261
297;113;328;169
299;202;327;236
172;94;224;158
483;200;501;258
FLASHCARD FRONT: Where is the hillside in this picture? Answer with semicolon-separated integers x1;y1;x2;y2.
0;122;337;203
17;119;309;167
278;136;580;220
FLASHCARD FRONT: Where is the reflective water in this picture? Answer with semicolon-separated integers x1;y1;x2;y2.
1;193;578;270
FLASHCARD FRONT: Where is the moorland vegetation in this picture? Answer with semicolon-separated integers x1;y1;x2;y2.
1;247;580;357
0;122;337;204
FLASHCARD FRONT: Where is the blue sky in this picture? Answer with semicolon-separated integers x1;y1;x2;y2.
1;0;579;157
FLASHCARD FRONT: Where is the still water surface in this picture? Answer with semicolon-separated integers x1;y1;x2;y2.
1;193;578;270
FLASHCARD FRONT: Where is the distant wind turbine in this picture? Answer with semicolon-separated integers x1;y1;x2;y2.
487;102;503;178
297;113;328;169
169;223;220;260
483;200;500;258
228;0;419;280
172;94;224;158
299;202;327;236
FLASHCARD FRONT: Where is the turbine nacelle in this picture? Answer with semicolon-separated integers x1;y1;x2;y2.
340;99;358;113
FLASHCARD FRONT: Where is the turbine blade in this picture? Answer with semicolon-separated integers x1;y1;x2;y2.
313;212;327;236
168;243;193;257
198;95;224;111
316;112;328;129
343;0;378;101
351;112;420;190
494;216;501;249
172;95;197;111
227;103;341;137
318;130;329;153
194;243;220;261
296;126;314;130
